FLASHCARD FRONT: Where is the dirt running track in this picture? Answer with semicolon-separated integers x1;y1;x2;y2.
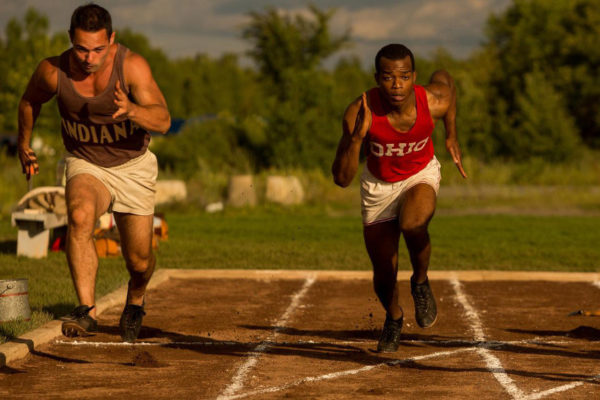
1;270;599;400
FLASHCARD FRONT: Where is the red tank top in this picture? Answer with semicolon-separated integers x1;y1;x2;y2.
366;85;435;182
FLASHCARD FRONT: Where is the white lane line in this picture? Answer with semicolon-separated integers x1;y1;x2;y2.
523;381;585;400
522;372;600;400
451;279;527;400
216;275;316;400
400;338;574;347
53;339;366;347
222;347;478;400
450;279;485;342
53;338;574;348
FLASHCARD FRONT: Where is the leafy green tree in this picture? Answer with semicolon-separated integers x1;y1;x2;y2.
0;8;68;135
513;69;580;161
243;4;349;88
484;0;600;151
153;114;253;178
241;5;350;170
330;56;373;109
259;68;338;169
173;53;262;118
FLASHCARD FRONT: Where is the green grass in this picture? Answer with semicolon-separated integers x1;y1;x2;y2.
429;215;600;270
2;207;600;343
3;152;600;219
0;218;129;343
156;209;600;271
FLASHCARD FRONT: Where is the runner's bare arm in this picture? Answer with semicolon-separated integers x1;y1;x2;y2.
17;57;59;177
426;70;467;178
332;92;372;187
116;52;170;134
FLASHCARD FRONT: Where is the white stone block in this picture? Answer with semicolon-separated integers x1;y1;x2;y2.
265;176;304;205
155;180;187;205
227;175;256;207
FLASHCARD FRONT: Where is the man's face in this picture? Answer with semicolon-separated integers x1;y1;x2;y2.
375;56;416;107
70;28;114;74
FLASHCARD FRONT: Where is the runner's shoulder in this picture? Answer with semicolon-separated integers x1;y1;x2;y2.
424;82;451;112
38;56;60;74
33;56;60;93
424;81;449;98
122;49;151;71
122;49;153;83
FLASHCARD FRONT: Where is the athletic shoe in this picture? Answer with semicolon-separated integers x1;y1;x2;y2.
119;303;146;343
61;305;98;337
377;314;403;353
411;277;438;328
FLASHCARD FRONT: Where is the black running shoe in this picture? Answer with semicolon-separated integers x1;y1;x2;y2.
411;277;437;328
377;315;403;353
119;303;146;343
61;305;98;337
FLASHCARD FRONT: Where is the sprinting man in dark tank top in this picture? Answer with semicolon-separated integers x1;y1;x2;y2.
17;3;171;342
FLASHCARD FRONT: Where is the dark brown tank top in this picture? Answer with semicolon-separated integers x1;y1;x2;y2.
57;44;150;167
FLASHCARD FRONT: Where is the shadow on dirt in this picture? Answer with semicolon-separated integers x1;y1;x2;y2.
240;324;379;340
506;326;600;341
394;360;600;385
239;324;470;348
0;365;24;374
95;324;400;365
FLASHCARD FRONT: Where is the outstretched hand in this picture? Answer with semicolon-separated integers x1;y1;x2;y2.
446;137;467;178
352;92;372;140
112;80;134;119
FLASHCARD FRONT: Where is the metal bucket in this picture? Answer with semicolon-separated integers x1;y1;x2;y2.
0;278;32;322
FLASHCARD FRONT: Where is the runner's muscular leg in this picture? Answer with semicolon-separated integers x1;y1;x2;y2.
364;221;403;320
114;213;155;306
400;183;436;284
65;174;112;319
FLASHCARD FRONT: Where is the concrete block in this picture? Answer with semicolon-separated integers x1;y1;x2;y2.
265;176;304;205
227;175;256;207
11;210;68;258
155;180;187;205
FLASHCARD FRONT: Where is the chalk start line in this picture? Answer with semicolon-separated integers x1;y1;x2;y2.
54;339;369;347
54;338;574;348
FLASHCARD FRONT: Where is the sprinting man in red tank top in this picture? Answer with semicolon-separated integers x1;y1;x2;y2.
17;4;170;342
332;44;467;353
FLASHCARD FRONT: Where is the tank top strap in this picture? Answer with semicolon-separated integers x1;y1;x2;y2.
113;44;130;95
414;85;432;122
56;50;71;98
367;87;386;117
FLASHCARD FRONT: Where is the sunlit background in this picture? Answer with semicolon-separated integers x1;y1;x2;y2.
1;0;512;63
0;0;599;215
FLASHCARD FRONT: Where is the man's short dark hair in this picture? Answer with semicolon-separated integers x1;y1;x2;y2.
375;44;415;73
69;3;112;38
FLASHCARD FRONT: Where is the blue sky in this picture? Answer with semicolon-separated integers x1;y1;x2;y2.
0;0;512;65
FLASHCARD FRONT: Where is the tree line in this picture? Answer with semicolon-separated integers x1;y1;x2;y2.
1;0;598;178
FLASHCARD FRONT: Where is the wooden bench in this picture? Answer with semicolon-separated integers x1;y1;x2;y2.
11;210;68;258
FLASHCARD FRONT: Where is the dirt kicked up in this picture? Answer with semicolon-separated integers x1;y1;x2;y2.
1;270;599;400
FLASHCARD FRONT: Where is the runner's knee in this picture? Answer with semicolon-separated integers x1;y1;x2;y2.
400;219;429;236
125;251;154;274
68;207;96;237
